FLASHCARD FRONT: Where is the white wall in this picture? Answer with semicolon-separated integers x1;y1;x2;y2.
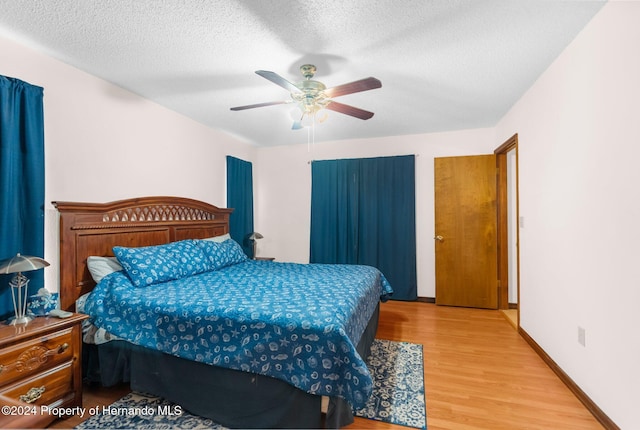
0;35;255;293
254;129;497;298
496;2;640;428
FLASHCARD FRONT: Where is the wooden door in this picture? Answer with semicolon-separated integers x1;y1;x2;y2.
434;155;498;309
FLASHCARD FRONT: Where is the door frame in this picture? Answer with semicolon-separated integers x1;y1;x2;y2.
495;134;520;315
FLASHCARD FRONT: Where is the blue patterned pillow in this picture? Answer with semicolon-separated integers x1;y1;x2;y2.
113;240;209;287
196;239;248;270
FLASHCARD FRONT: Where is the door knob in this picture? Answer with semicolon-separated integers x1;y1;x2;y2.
434;235;444;242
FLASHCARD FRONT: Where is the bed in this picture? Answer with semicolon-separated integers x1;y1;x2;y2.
53;196;392;428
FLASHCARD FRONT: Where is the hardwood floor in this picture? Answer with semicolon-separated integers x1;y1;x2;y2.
50;301;604;429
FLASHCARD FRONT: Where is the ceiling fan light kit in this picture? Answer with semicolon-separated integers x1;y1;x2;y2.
231;64;381;130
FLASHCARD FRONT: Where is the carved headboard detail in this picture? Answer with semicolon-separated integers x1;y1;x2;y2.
53;196;233;311
101;204;217;223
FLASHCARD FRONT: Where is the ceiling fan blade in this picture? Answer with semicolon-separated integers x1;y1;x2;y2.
255;70;302;94
230;100;289;111
325;101;375;120
324;77;382;98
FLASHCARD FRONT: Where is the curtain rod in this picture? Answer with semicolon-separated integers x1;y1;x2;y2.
307;154;419;164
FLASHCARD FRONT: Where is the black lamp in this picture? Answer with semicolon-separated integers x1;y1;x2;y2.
0;253;50;325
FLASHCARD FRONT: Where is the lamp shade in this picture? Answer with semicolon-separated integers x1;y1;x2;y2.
249;232;264;241
0;253;50;275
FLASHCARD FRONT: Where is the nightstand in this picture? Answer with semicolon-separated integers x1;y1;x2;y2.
0;313;87;427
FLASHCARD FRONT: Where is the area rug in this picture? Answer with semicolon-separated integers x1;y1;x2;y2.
76;391;224;429
76;339;426;429
355;339;426;429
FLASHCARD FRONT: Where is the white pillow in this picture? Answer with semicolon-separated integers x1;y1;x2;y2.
203;233;231;243
87;256;123;283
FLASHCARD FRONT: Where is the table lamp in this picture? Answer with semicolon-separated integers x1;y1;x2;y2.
0;253;50;325
249;232;263;259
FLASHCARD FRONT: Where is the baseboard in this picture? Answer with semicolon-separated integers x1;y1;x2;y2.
416;296;435;303
518;327;619;430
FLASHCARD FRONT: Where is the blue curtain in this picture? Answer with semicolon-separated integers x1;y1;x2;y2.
226;156;255;257
0;76;45;320
310;155;417;300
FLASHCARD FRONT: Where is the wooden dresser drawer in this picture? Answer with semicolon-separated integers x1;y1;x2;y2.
0;362;73;407
0;313;87;426
0;328;73;387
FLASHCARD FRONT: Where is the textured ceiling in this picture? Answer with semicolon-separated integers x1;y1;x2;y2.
0;0;605;146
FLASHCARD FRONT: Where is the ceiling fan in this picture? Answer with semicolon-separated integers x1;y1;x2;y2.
230;64;382;129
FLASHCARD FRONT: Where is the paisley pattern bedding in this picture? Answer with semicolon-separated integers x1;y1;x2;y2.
84;260;393;409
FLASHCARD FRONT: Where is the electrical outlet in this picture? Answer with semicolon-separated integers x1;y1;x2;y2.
578;326;586;347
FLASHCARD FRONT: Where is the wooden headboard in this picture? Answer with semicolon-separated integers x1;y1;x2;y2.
53;196;233;311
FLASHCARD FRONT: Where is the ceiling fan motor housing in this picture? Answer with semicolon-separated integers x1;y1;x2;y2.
293;79;329;113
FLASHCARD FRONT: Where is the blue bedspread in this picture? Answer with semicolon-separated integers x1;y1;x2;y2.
84;260;393;409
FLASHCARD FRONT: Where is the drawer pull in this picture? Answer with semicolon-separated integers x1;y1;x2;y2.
0;342;71;375
19;386;45;403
